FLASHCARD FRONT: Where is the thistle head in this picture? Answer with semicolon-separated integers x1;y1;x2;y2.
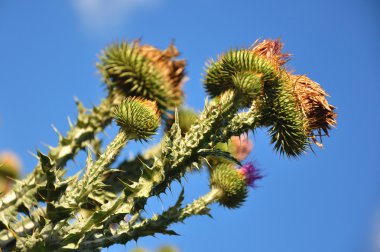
113;97;160;141
291;75;337;146
209;164;248;208
98;40;186;114
250;38;290;69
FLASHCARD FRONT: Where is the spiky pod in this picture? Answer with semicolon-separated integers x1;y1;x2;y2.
114;97;161;141
98;41;186;115
204;49;275;103
260;72;309;156
64;97;159;216
209;164;248;208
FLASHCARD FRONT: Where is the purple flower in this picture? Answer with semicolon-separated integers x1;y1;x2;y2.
238;162;263;187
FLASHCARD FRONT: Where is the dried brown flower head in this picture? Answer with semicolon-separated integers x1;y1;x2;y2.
250;39;290;69
291;75;337;147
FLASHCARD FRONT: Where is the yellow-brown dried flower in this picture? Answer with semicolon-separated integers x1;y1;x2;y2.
291;75;337;147
250;39;290;70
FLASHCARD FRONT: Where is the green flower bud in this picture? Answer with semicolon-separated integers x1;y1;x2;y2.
209;164;248;209
203;49;276;102
113;97;160;141
98;40;186;114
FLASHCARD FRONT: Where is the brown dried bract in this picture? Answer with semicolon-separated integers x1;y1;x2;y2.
250;39;291;69
291;75;337;147
139;43;187;106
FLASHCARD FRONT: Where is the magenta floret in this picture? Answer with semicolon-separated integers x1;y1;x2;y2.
238;162;263;187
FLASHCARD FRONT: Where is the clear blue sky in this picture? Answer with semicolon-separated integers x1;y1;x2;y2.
0;1;379;251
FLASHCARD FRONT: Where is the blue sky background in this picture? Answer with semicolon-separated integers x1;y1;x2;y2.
0;0;379;251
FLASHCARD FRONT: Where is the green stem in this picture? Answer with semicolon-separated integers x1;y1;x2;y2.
0;98;114;228
77;188;222;250
63;130;130;208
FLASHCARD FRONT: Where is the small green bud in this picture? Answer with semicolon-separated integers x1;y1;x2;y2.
113;97;160;141
209;164;248;209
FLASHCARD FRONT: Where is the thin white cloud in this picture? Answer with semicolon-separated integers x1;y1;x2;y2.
72;0;160;32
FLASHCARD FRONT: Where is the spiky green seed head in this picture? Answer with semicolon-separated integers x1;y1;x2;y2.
261;74;309;157
97;40;186;114
203;39;289;100
209;164;248;209
203;48;279;109
113;97;160;141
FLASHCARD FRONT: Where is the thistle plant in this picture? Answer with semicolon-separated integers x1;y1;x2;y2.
0;38;336;251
